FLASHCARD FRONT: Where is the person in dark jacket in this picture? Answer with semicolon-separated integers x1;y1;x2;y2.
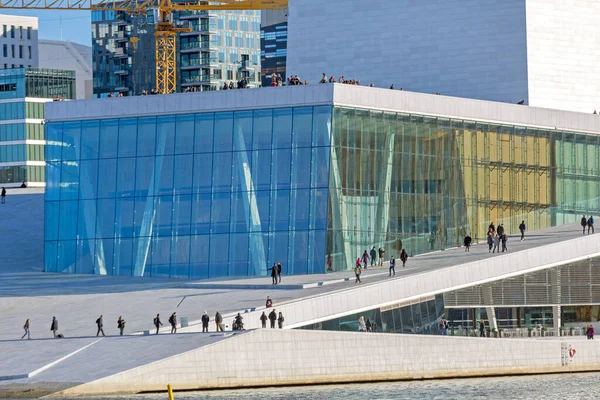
260;312;268;328
169;312;177;334
233;313;243;330
268;309;277;328
588;216;595;234
96;315;105;337
117;316;125;336
487;232;494;252
366;318;372;332
277;262;282;283
50;316;58;338
519;220;526;241
361;250;369;269
201;311;210;332
581;215;588;234
1;187;5;204
369;247;376;267
215;311;223;332
479;319;486;337
464;235;472;252
268;263;278;285
277;312;285;329
22;319;30;339
497;224;504;237
501;234;508;253
488;222;495;234
400;249;408;268
154;314;162;334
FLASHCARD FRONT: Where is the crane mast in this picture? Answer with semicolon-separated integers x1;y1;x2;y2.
0;0;287;94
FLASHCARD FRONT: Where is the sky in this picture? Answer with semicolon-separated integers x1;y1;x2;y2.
0;10;91;46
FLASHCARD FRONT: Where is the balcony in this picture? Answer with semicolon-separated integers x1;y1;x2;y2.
113;47;129;58
181;22;210;34
180;58;209;69
114;31;129;42
180;41;210;52
181;75;210;85
114;68;129;75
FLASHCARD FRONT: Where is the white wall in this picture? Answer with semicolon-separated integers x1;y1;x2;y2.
0;14;38;69
287;0;529;104
525;0;600;113
60;330;600;396
38;40;93;100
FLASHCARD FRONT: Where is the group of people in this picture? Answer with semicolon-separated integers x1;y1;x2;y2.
319;73;362;86
220;77;250;90
581;215;595;234
353;248;408;283
269;73;283;86
486;222;510;253
287;75;307;85
268;262;283;285
259;309;285;329
437;318;450;335
357;316;377;332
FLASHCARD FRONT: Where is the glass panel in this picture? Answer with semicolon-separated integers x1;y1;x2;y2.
272;108;292;148
175;114;195;154
116;157;136;198
59;160;79;201
96;198;115;238
118;118;137;157
45;201;59;240
46;122;63;161
253;109;273;150
233;110;253;151
80;120;100;160
213;112;233;152
173;154;193;195
211;192;231;233
271;189;290;231
155;155;174;196
61;121;81;161
171;235;190;278
229;233;249;276
97;158;117;198
191;193;211;234
98;119;118;159
77;199;96;240
149;236;171;277
45;241;58;272
313;106;332;147
115;197;135;238
212;152;232;193
137;117;156;157
58;200;78;240
292;107;312;148
194;113;214;154
156;115;176;156
209;233;229;278
190;235;209;279
79;159;98;200
192;152;213;193
75;239;95;274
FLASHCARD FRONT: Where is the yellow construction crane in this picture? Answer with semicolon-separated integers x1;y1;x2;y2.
0;0;287;93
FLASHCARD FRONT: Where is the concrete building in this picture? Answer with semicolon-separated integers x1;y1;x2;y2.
286;0;600;113
260;8;287;87
38;40;93;100
43;84;600;279
0;14;38;70
91;9;261;97
0;68;75;186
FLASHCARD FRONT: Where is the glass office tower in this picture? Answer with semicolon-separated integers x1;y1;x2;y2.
44;86;600;278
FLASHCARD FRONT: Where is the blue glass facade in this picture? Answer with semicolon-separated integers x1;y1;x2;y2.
44;106;332;278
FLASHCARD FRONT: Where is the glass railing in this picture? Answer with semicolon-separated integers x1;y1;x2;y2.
181;75;210;83
180;59;208;67
180;41;209;50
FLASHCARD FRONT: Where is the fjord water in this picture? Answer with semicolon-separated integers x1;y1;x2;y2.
51;372;600;400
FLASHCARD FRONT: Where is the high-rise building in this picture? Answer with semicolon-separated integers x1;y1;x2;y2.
260;8;287;87
287;0;600;113
0;67;75;187
38;40;93;100
0;14;38;70
91;9;261;97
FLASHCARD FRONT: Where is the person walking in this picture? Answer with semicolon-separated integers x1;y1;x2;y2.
169;312;177;334
487;232;494;252
277;312;285;329
358;316;366;332
366;318;372;332
519;220;526;241
586;324;595;340
50;316;58;338
215;311;223;332
464;234;472;252
153;314;162;334
492;235;500;253
21;319;30;340
588;216;595;234
501;234;508;253
1;187;5;204
400;249;408;268
277;262;282;284
260;312;268;328
268;309;277;329
326;253;333;271
201;311;210;333
354;261;362;284
378;247;385;266
389;255;396;276
479;319;486;337
581;215;588;235
497;224;504;237
233;313;244;330
488;222;495;235
96;315;106;337
268;263;278;285
361;250;369;269
117;316;125;336
369;247;377;267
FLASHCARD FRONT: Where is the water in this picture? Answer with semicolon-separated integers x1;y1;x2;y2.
47;372;600;400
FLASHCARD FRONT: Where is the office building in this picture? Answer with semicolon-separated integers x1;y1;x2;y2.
260;8;287;87
287;0;600;113
44;84;600;278
91;9;261;97
0;67;75;186
38;40;93;100
0;14;38;70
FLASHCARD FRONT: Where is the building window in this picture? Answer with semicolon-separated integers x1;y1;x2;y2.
11;45;15;58
27;27;31;40
10;25;14;38
2;25;6;38
2;44;6;58
225;32;232;47
28;46;31;59
228;16;237;30
19;26;23;39
19;45;23;59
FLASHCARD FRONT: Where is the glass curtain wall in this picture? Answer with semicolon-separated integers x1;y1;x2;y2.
327;107;600;271
44;106;331;278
